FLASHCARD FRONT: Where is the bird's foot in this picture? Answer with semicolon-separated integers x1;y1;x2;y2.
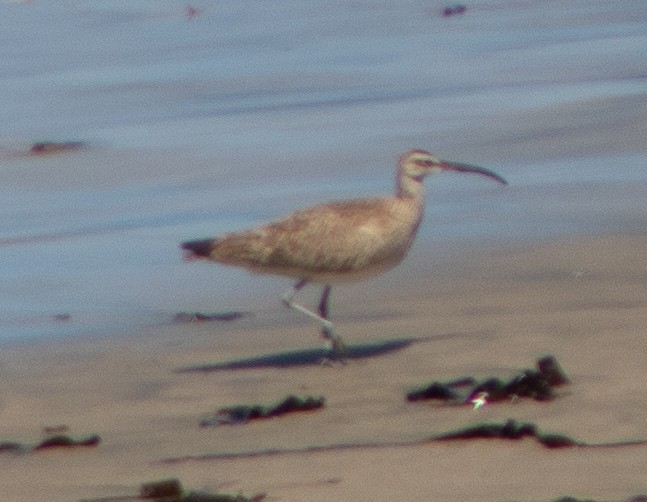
319;355;346;367
320;329;347;365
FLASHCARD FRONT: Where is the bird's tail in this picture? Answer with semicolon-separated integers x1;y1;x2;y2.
180;238;217;260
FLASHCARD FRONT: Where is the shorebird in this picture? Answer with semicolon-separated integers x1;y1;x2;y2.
181;149;507;356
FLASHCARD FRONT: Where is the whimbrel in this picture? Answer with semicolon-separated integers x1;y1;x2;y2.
181;149;507;356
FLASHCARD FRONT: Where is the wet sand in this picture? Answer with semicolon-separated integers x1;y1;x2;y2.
0;233;645;501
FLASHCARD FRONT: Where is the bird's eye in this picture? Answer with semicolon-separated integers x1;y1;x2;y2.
417;159;434;167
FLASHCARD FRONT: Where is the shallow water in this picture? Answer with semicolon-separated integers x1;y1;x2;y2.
1;0;646;342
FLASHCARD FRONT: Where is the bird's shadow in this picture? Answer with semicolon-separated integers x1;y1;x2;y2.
174;337;416;372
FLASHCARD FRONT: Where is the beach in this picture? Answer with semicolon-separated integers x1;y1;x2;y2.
1;234;646;501
0;0;646;500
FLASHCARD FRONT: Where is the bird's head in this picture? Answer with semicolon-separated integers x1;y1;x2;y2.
398;149;507;185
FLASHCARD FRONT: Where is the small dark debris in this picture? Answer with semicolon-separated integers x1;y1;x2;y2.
433;419;581;449
140;478;183;499
34;433;101;450
201;395;325;426
2;431;101;454
173;311;247;323
186;5;203;19
539;433;581;449
537;355;569;386
443;4;467;17
434;419;536;441
29;141;86;155
466;369;553;403
406;381;459;402
269;394;325;416
407;355;569;405
0;441;24;453
52;313;71;322
89;478;265;502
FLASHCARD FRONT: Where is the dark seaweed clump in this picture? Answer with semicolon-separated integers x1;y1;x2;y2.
432;419;580;449
407;355;569;405
83;478;264;501
0;430;100;454
140;478;265;501
34;433;101;450
201;395;325;426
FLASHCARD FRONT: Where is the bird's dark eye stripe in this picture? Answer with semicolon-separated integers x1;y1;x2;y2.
417;159;434;167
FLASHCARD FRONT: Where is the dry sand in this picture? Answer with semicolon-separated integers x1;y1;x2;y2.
0;233;645;501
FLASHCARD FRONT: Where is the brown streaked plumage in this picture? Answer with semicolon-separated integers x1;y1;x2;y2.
181;149;507;356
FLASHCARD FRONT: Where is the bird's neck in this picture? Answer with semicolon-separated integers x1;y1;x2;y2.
396;172;425;203
394;173;426;238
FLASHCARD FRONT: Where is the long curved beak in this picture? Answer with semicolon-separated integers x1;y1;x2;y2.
439;160;508;185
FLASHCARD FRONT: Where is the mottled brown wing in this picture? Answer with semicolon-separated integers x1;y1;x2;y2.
210;198;413;278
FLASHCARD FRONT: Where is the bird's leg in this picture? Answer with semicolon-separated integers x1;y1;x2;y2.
317;285;346;357
317;285;330;319
281;279;334;332
281;280;345;357
281;279;325;325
